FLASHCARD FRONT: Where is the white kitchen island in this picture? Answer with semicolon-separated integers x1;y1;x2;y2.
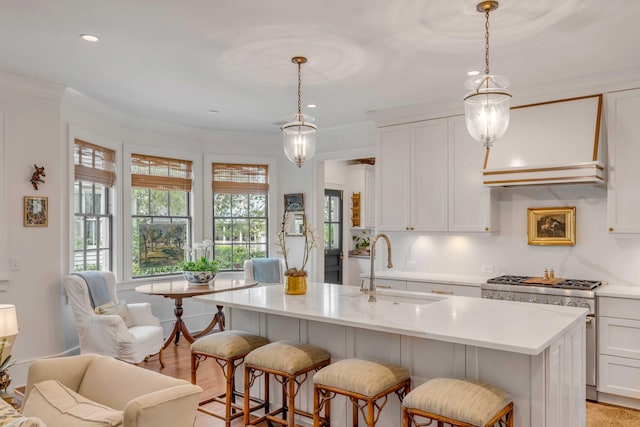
195;283;587;427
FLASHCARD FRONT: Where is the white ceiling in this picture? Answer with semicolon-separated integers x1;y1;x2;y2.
1;0;639;133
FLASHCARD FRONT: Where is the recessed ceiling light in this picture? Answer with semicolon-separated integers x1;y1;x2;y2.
80;34;100;42
307;104;317;109
467;70;480;76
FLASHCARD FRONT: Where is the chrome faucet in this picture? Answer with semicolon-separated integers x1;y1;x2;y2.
367;233;393;302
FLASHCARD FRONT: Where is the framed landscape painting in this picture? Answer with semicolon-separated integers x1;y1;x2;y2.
528;207;576;246
284;193;304;211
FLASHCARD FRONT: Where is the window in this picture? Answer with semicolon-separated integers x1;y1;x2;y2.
212;163;269;270
73;139;115;271
131;154;192;278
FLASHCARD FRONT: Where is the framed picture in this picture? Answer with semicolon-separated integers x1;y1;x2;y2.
527;207;576;246
24;196;48;227
284;193;304;211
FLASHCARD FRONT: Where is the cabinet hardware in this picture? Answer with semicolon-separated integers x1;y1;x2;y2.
485;227;489;231
608;227;614;232
431;290;454;295
377;285;392;289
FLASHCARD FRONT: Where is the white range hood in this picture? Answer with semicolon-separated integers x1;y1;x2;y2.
483;95;604;187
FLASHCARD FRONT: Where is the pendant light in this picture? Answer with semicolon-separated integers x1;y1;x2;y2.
464;1;511;148
282;56;317;168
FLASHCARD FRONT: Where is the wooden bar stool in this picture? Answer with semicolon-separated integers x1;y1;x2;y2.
244;340;331;427
191;330;269;427
402;378;513;427
313;359;411;427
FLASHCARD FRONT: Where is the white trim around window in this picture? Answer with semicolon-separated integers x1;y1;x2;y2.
67;124;123;279
203;154;279;261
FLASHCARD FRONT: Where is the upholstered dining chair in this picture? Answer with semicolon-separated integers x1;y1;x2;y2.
64;271;164;367
243;258;286;284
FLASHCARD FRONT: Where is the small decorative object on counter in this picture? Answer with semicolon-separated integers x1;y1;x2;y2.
180;239;218;284
276;205;319;295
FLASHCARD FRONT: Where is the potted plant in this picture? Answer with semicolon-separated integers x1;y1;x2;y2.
180;239;219;284
275;207;319;294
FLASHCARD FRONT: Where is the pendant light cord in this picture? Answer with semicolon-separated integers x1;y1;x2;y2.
484;8;491;76
297;62;302;115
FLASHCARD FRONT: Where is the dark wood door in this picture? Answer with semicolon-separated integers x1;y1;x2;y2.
324;189;343;284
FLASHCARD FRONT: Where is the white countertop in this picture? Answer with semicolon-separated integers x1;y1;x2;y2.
360;270;488;287
596;284;640;299
195;283;586;356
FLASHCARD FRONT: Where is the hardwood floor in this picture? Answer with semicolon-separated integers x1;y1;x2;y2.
140;340;640;427
140;342;268;427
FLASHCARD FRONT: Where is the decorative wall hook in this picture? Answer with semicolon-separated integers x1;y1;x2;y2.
30;164;46;190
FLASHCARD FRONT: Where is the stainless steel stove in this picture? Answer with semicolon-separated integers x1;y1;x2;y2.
482;275;602;311
481;274;606;400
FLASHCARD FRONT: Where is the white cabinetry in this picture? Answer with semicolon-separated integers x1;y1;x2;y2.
598;296;640;404
406;280;480;298
349;164;375;229
448;116;499;232
378;119;448;232
377;116;497;233
606;89;640;233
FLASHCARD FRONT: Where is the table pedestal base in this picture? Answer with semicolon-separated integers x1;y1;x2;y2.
163;297;225;349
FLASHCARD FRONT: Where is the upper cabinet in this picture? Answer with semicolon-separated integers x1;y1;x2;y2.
377;116;497;233
449;116;499;232
378;119;448;232
606;89;640;233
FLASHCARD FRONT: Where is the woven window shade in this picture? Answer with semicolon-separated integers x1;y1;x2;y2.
131;153;193;191
74;139;116;187
212;163;269;194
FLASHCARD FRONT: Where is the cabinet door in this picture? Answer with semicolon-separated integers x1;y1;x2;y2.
406;281;480;297
448;116;499;233
599;316;640;359
412;119;448;231
607;89;640;233
373;278;407;291
599;354;640;399
378;126;411;231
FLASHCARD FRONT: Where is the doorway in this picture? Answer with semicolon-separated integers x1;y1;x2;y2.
324;189;343;284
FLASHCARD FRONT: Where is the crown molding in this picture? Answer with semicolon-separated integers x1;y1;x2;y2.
0;69;65;101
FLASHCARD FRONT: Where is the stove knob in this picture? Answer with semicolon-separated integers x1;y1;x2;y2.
497;295;504;300
529;297;538;303
506;295;515;301
567;301;578;307
553;301;564;306
578;302;591;310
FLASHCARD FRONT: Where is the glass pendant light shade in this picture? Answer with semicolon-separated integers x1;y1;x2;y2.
464;74;511;147
464;1;511;148
282;113;317;168
282;56;317;168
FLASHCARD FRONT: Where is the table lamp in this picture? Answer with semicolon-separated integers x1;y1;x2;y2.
0;304;18;392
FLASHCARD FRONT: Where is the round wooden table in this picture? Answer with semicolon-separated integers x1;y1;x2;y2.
135;277;258;349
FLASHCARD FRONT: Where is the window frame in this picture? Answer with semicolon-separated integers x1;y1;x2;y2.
123;146;203;282
68;127;121;277
204;154;278;272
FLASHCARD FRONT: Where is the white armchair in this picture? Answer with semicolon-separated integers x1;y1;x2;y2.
64;272;164;366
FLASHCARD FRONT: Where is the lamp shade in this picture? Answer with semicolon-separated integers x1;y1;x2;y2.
282;114;317;168
464;74;511;148
0;305;18;337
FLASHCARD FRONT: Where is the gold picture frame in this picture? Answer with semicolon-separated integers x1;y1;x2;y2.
527;207;575;246
24;196;48;227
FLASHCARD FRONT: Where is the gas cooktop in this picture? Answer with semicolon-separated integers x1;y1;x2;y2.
486;275;603;291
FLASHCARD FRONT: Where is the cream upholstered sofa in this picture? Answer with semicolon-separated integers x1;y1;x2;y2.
21;354;202;427
0;397;45;426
